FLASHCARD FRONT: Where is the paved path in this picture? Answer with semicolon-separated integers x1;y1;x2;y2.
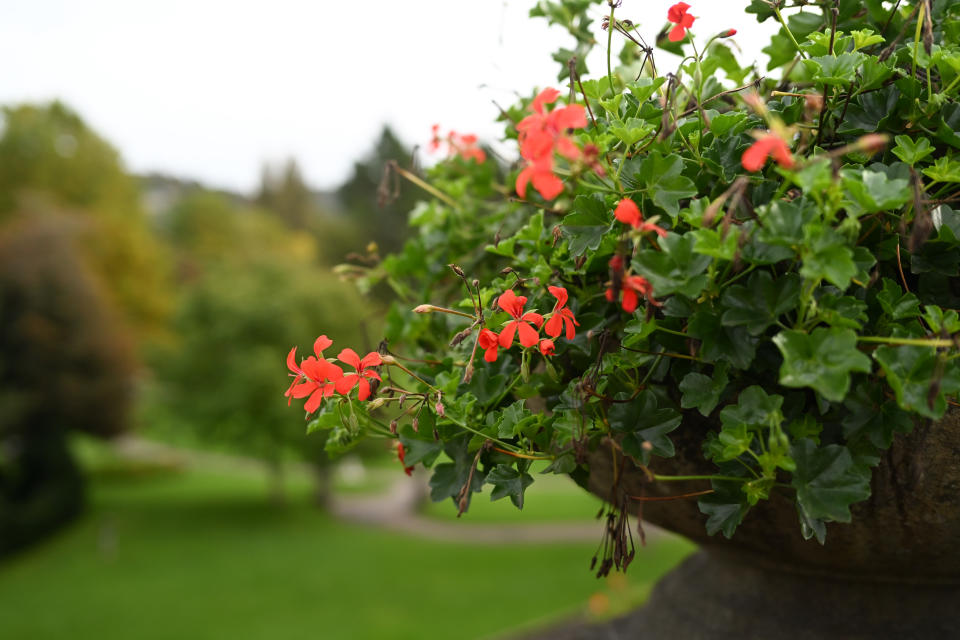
113;436;662;545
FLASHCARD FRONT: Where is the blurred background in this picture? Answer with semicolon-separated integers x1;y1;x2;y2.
0;1;773;637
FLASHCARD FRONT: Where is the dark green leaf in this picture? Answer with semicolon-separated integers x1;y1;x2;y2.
791;440;871;522
486;464;534;509
773;328;872;402
679;362;729;416
721;271;801;335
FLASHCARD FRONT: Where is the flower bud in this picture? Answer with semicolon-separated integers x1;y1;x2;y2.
856;133;889;154
720;28;737;37
435;400;445;417
389;420;398;434
412;416;419;432
367;397;388;411
413;304;434;314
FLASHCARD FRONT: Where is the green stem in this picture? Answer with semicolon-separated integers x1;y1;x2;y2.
858;336;955;348
606;3;617;98
773;5;807;59
386;360;441;392
443;414;522;453
655;326;688;338
652;474;747;483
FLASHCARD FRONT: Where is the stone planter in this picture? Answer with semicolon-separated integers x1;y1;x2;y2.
573;407;960;639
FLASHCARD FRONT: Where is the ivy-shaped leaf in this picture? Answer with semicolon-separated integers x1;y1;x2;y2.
561;194;611;256
721;271;801;335
486;464;534;509
874;345;960;419
633;232;711;298
791;439;871;523
608;390;682;464
679;362;730;416
773;328;873;402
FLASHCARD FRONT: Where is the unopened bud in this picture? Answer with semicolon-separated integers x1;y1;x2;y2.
367;397;387;411
450;327;473;347
720;28;737;37
412;416;419;432
641;441;653;451
380;354;396;365
500;267;515;275
389;420;398;434
448;263;466;278
413;304;434;314
435;400;445;417
462;362;475;384
856;133;889;154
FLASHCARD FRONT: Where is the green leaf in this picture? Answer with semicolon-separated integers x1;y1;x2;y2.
891;136;934;166
691;227;740;260
874;345;960;419
607;390;682;464
842;383;915;449
625;77;666;104
633;232;711;298
803;53;864;86
562;194;611;256
679;362;729;416
721;271;801;335
773;328;872;402
651;174;698;218
849;29;884;51
876;278;921;320
815;292;868;329
698;481;749;538
486;464;534;509
688;309;758;369
610;117;655;147
843;168;911;214
428;434;486;504
632;152;697;218
791;440;871;523
800;224;858;288
922;156;960;183
306;409;343;435
494;400;540;438
398;431;444;466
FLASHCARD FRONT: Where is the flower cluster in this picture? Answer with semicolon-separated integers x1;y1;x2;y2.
429;124;486;163
516;88;587;200
478;286;579;361
667;2;695;42
285;335;383;412
741;131;794;172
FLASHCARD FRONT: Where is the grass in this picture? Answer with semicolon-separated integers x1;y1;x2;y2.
0;456;694;639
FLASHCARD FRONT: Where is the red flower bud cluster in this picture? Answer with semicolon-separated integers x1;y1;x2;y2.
614;198;667;237
478;286;579;362
429;124;486;163
285;335;383;412
606;256;660;313
515;88;587;201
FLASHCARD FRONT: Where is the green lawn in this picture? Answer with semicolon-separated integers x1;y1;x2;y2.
0;457;693;639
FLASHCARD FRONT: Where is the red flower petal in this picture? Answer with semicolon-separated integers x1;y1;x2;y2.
669;23;687;42
521;312;544;327
532;170;564;200
531;88;560;115
286;346;299;373
544;313;563;338
548;285;568;310
741;136;775;172
360;351;383;369
478;328;499;349
499;322;518;349
357;379;371;401
498;290;527;319
622;289;639;313
551;104;587;131
614;199;642;227
304;388;326;413
483;345;499;362
516;165;533;198
337;348;362;370
539;339;556;356
517;322;540;348
667;2;691;23
313;335;333;358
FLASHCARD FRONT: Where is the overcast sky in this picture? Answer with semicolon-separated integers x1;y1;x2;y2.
0;1;775;193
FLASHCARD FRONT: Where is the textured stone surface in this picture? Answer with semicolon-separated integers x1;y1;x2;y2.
585;408;960;580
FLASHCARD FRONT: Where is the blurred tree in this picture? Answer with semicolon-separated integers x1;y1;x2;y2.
0;102;172;340
149;191;373;503
0;217;135;554
336;126;418;256
255;158;313;230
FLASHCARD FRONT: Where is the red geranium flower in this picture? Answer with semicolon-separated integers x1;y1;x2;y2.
613;199;668;237
515;87;588;200
606;275;660;313
667;2;696;42
742;131;794;172
396;442;415;476
334;348;383;401
478;328;500;362
544;286;579;340
286;336;345;413
429;126;487;163
539;339;556;356
497;289;544;349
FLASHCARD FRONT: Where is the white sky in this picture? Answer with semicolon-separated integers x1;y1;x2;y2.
0;1;775;193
